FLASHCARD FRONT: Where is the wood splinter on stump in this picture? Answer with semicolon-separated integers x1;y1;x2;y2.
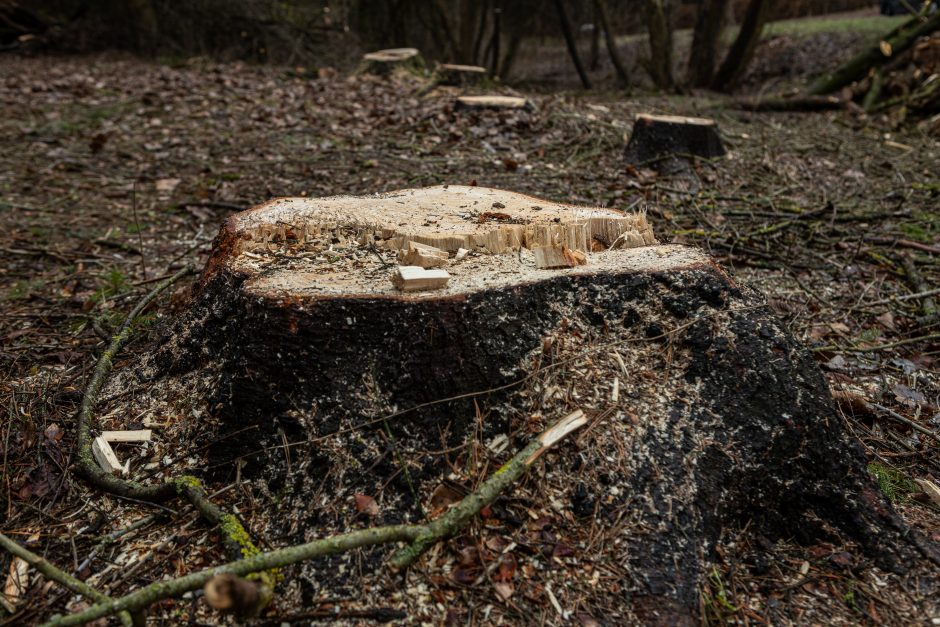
624;113;726;170
397;240;449;268
109;184;936;624
391;266;450;292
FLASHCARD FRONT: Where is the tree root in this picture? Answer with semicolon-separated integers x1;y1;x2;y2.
39;411;587;627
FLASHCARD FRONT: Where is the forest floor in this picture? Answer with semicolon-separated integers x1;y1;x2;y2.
1;32;940;626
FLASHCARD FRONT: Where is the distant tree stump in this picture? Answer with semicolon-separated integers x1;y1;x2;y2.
436;63;487;87
455;95;533;112
114;186;935;623
624;113;726;169
360;48;424;76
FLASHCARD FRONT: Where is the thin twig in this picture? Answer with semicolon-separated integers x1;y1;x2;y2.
811;333;940;354
868;403;940;447
73;266;195;503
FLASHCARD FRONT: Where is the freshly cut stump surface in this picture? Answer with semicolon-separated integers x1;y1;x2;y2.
437;63;487;86
110;185;936;624
360;48;423;76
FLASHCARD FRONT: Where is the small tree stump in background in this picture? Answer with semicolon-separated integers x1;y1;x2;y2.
624;113;726;169
436;63;487;87
108;185;935;624
360;48;423;76
455;95;533;112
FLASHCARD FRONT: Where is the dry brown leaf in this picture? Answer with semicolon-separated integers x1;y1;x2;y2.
429;483;462;513
353;493;379;516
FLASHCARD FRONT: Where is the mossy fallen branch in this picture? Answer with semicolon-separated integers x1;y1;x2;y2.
40;410;587;627
74;266;195;503
63;265;274;617
0;532;135;627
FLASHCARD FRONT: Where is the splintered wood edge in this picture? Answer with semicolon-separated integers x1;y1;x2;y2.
91;437;124;475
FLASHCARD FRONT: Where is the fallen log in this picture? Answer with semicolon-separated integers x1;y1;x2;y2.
734;94;846;112
94;185;935;623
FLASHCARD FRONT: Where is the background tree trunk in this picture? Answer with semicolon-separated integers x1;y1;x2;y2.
594;0;630;86
645;0;675;89
711;0;773;91
553;0;593;89
687;0;731;87
589;2;601;71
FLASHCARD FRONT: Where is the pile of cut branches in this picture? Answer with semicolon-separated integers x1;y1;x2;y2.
743;10;940;132
814;10;940;128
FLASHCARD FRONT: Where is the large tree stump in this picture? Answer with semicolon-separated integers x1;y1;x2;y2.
110;186;935;623
624;113;726;169
360;48;424;76
436;63;487;87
